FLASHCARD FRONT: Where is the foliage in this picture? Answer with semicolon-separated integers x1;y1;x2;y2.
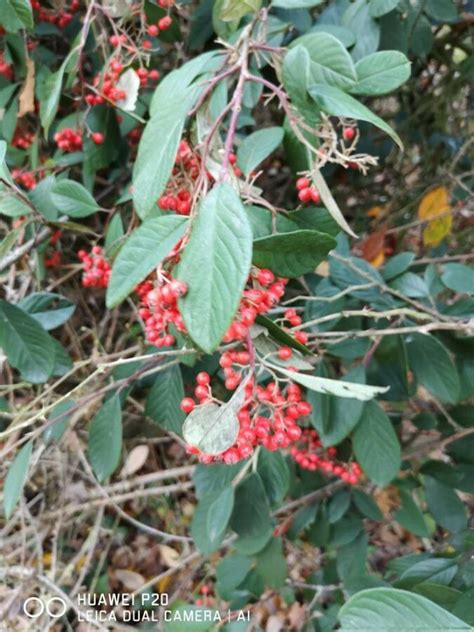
0;0;472;629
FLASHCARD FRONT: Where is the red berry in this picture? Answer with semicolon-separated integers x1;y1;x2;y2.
257;268;275;286
278;346;293;361
158;16;172;30
196;372;210;386
180;398;195;413
310;188;320;204
296;177;310;190
343;127;356;141
298;187;312;203
91;132;104;145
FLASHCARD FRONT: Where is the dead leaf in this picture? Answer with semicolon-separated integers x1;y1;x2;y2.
18;58;35;118
361;226;386;267
374;486;400;516
114;569;145;591
120;444;149;477
418;186;452;246
159;544;180;568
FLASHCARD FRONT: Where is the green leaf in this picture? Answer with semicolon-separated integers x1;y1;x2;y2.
0;300;55;383
309;84;402;148
0;192;32;217
88;395;123;482
106;215;188;308
290;32;357;90
369;0;400;18
255;537;287;589
51;180;99;217
338;588;470;631
441;263;474;295
191;487;234;554
39;49;77;136
17;292;75;330
312;168;358;238
145;365;185;435
29;175;59;220
390;272;430;298
338;532;369;584
236;127;284;175
342;0;380;61
3;440;33;518
134;53;222;218
353;401;401;486
216;553;252;598
309;365;366;446
252;230;336;277
351;51;411;96
382;252;415;280
424;476;467;533
282;46;320;127
352;489;383;521
255;313;311;355
273;0;323;6
208;486;235;545
258;450;290;507
394;488;430;537
230;473;272;538
182;382;246;455
405;333;460;404
177;183;252;352
267;363;389;401
219;0;261;22
0;0;33;32
398;558;458;588
194;462;243;499
425;0;458;22
104;212;124;255
44;400;75;443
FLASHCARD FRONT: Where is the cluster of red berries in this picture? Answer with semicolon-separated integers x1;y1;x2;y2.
281;308;307;345
12;129;35;150
86;65;127;107
31;0;79;28
195;585;214;607
157;140;200;214
183;369;312;464
12;169;36;190
137;276;188;348
229;153;243;178
78;246;111;288
0;52;13;80
291;429;362;485
146;16;172;38
296;177;321;204
54;128;82;152
158;0;175;6
136;66;160;87
44;230;62;268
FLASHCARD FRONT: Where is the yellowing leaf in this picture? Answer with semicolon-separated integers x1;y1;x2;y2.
367;205;383;219
370;250;385;268
418;186;452;246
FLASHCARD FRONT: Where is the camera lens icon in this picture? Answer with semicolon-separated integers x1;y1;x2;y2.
23;596;67;619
